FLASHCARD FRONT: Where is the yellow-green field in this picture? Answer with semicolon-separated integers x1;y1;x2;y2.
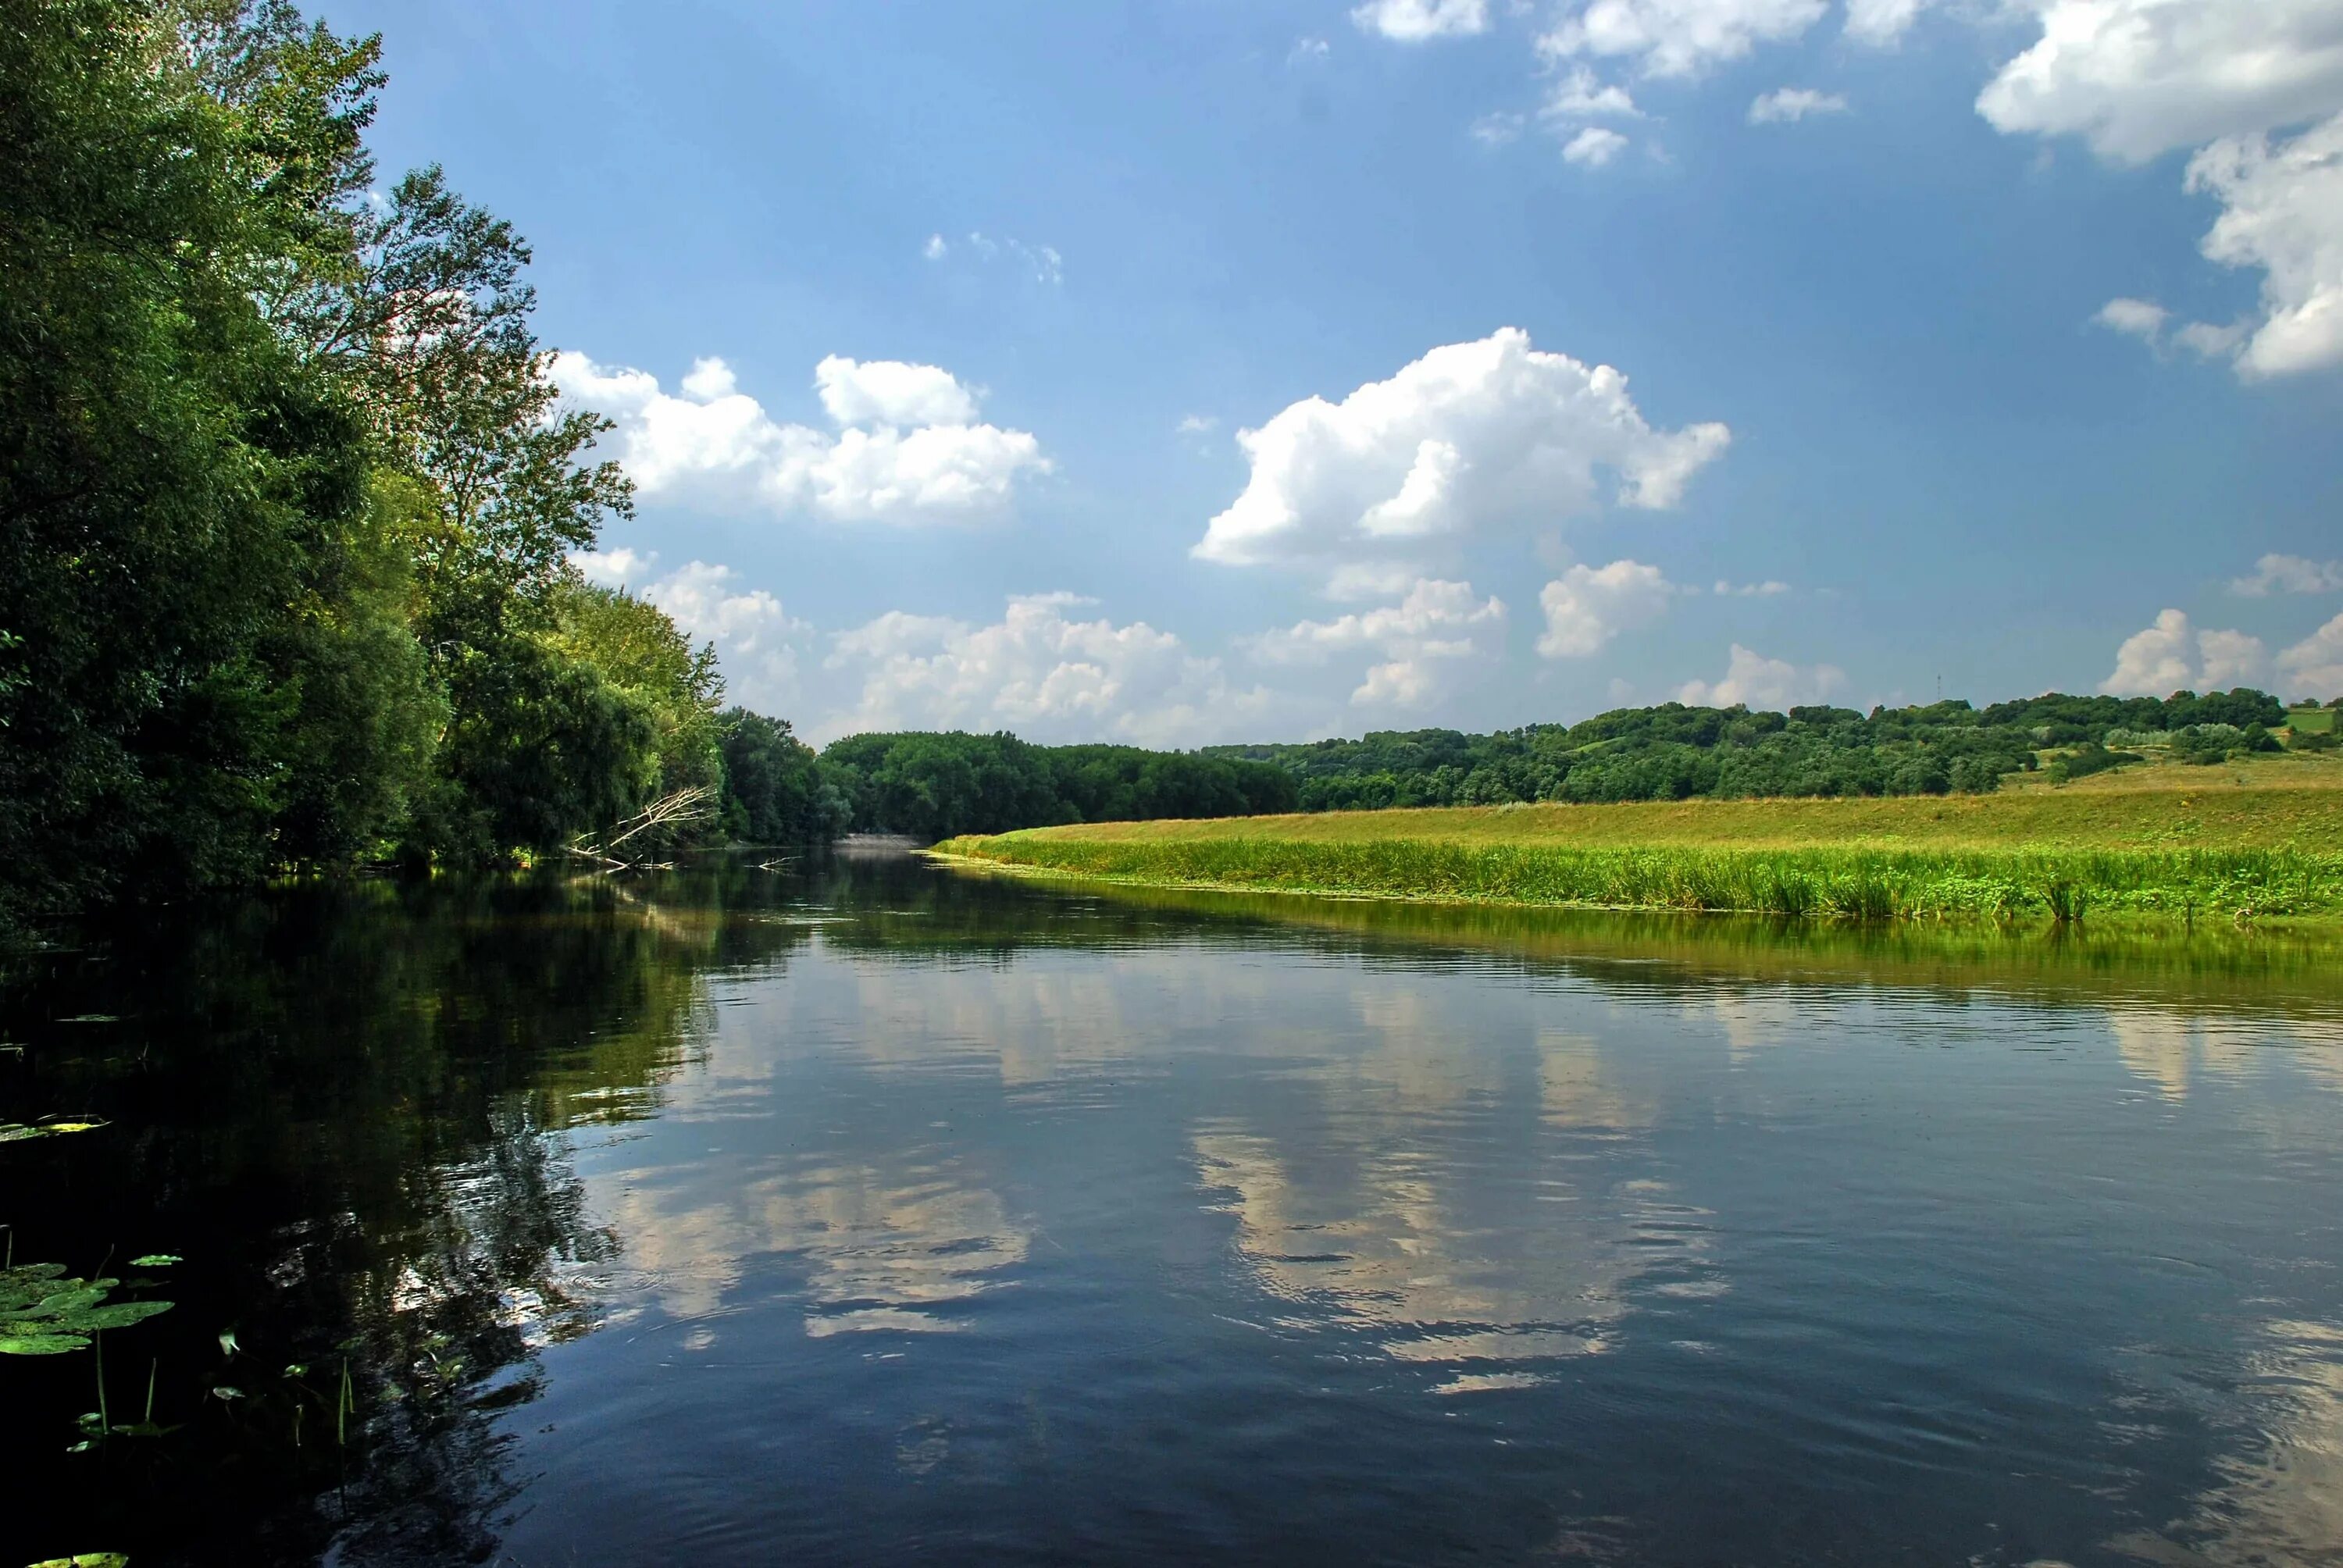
933;757;2343;926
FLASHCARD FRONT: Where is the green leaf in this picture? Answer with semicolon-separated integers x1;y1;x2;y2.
0;1118;107;1143
28;1554;130;1566
0;1332;90;1354
127;1255;180;1268
75;1301;173;1331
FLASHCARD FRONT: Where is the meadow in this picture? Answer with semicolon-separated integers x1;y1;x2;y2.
933;757;2343;926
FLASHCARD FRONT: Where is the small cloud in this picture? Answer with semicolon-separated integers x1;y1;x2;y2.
1289;35;1332;63
2100;608;2268;696
1748;87;1849;125
938;230;1061;286
1471;111;1527;146
2174;319;2249;358
1678;645;1847;710
1561;126;1629;167
1543;67;1639;123
2095;296;2170;340
1177;414;1219;435
572;546;658;588
1714;579;1792;597
2231;552;2343;597
1351;0;1489;43
2094;299;2252;365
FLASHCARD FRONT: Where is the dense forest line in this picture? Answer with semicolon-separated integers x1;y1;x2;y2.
1202;688;2331;813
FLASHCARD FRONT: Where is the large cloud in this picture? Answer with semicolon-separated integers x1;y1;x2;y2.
1977;2;2343;378
1193;330;1728;579
1676;643;1846;709
1246;577;1507;708
2186;113;2343;377
820;593;1264;746
2277;610;2343;699
1975;0;2343;163
2099;608;2270;696
1536;559;1678;657
551;352;1049;522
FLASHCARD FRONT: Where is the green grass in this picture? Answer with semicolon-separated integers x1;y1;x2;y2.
933;779;2343;926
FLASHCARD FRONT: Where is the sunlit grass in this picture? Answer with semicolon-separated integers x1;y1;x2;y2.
933;777;2343;925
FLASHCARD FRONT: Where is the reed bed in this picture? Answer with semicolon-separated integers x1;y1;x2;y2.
933;834;2343;925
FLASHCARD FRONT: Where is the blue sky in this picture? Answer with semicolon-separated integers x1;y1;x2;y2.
327;0;2343;743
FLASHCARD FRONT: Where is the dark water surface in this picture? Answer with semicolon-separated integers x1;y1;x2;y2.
5;859;2342;1566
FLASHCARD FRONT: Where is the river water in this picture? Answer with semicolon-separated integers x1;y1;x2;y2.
5;857;2341;1566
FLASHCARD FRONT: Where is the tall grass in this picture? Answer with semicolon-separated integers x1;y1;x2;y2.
933;834;2343;924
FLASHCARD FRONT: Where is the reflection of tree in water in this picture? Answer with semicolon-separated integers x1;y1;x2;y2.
0;875;808;1566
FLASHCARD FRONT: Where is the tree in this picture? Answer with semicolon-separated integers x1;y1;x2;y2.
0;0;380;921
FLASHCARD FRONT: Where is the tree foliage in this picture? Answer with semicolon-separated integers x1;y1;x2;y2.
0;0;719;932
1204;689;2296;811
818;732;1299;841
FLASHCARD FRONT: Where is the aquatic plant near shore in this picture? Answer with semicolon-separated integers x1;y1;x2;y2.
932;836;2343;925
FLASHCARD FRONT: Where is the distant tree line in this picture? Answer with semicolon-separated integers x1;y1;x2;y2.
1202;688;2302;811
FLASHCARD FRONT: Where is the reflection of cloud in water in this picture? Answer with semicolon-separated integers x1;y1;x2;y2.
1540;1029;1655;1131
2114;1318;2343;1565
1195;1089;1709;1388
2107;1009;2342;1103
598;1161;1029;1333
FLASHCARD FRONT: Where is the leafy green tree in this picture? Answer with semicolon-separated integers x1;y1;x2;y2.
544;583;723;802
0;0;380;921
717;711;845;843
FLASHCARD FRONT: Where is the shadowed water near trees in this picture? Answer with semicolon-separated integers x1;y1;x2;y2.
5;861;2342;1564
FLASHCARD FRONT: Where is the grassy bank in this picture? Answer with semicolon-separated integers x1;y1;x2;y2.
933;774;2343;925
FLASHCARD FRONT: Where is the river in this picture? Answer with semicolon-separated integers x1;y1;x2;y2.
5;855;2341;1565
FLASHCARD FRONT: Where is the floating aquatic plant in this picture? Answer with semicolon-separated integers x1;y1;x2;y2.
0;1263;172;1356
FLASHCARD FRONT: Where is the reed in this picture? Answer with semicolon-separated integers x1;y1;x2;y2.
932;834;2343;925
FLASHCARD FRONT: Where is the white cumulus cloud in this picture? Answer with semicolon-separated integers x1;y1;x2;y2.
2187;113;2343;377
1537;559;1678;657
1975;0;2343;164
815;355;979;427
1352;0;1490;42
1563;125;1632;164
2095;296;2170;339
821;593;1264;746
1749;87;1849;123
550;351;1050;523
2233;552;2343;596
1976;1;2343;379
1677;644;1847;709
1540;0;1832;80
2099;608;2271;696
1193;329;1729;583
2278;610;2343;698
1246;578;1506;708
1844;0;1936;46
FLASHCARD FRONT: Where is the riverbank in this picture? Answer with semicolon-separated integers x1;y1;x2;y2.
931;772;2343;925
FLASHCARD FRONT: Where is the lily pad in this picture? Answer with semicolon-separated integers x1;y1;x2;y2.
127;1255;180;1269
27;1556;130;1566
0;1265;170;1356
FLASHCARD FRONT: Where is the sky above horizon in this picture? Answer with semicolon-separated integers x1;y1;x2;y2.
327;0;2343;745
